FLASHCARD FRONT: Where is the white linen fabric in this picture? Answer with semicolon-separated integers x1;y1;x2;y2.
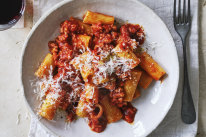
30;0;199;136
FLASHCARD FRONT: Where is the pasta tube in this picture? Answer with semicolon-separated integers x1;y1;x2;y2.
83;11;114;25
85;83;99;104
35;53;54;78
133;88;141;99
76;99;89;117
113;44;140;69
70;52;94;82
39;91;65;120
139;70;153;89
124;70;142;101
76;83;99;117
100;96;122;123
139;52;166;80
77;34;91;50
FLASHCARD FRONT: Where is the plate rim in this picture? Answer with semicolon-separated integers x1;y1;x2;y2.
20;0;180;136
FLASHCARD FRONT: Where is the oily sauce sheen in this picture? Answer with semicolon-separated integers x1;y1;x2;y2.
0;0;23;24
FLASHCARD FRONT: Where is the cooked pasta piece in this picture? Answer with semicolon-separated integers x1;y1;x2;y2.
124;70;142;101
100;96;122;123
78;35;91;46
91;61;110;85
76;83;98;117
139;70;153;89
139;52;166;80
133;88;141;99
113;44;140;69
103;76;116;91
92;75;110;85
39;91;65;120
85;83;99;104
76;99;89;117
83;11;114;25
35;53;54;78
81;66;94;82
70;17;92;35
70;51;91;69
89;104;104;119
88;104;107;133
70;52;94;82
75;34;91;50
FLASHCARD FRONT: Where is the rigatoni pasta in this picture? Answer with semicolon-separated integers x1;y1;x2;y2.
84;83;99;104
113;44;141;69
35;53;54;78
100;95;122;123
124;70;142;101
39;91;65;120
139;70;153;89
70;51;94;82
133;88;141;99
139;52;166;80
83;11;114;24
75;34;91;51
76;99;89;117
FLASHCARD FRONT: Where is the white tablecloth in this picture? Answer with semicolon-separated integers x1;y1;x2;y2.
30;0;199;136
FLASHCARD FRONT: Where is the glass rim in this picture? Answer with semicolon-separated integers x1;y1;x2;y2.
0;0;26;31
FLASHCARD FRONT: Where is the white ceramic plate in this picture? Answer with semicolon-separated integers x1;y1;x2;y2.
21;0;179;136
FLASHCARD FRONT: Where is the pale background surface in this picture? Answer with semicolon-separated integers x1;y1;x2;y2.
0;0;205;137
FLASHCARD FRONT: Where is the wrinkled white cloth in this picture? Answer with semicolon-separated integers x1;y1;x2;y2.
30;0;199;137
